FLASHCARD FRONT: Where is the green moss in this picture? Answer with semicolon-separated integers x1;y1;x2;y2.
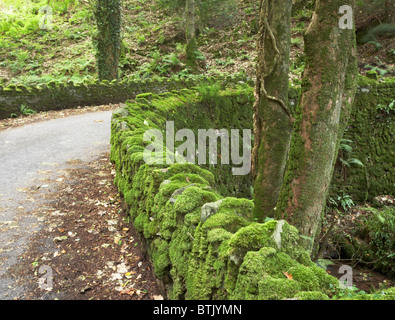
169;173;210;185
258;278;302;300
231;247;298;300
228;221;278;255
185;225;223;299
357;75;379;87
169;224;196;281
134;212;149;233
203;211;251;234
309;264;339;290
294;291;330;300
290;265;320;291
279;221;313;266
151;238;170;279
167;163;215;186
231;247;337;300
173;186;221;215
157;181;189;199
217;197;254;221
186;37;198;66
207;228;233;244
331;80;395;202
275;98;306;220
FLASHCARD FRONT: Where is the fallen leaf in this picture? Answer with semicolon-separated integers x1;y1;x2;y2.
283;272;293;280
68;231;77;237
53;236;68;243
120;288;136;296
80;285;92;293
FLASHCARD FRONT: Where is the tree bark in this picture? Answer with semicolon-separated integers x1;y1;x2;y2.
185;0;197;65
252;0;294;221
275;0;358;254
95;0;122;81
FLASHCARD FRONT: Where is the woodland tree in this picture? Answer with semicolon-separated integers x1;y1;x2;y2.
185;0;197;65
94;0;122;81
253;0;358;254
252;0;294;221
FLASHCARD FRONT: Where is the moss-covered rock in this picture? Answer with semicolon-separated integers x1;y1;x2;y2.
230;247;335;300
110;84;394;300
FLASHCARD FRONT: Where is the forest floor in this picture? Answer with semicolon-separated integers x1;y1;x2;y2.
4;151;162;300
0;106;163;300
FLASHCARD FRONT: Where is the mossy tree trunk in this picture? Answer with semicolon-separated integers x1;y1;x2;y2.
94;0;121;81
252;0;294;220
185;0;197;65
275;0;358;254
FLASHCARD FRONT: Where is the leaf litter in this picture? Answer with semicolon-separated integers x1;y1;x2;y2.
5;152;161;300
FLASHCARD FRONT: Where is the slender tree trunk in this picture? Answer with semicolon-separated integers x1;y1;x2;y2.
185;0;197;65
275;0;358;253
252;0;294;221
95;0;121;81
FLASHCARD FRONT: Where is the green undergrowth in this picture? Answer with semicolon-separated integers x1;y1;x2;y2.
110;86;394;300
0;0;256;86
331;205;395;276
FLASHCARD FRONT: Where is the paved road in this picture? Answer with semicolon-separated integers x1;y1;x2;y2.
0;110;113;299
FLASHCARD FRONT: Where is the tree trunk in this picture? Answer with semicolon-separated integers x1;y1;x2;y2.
252;0;294;221
95;0;121;81
275;0;358;253
185;0;197;65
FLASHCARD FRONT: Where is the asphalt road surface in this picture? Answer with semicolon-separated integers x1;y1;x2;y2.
0;110;113;299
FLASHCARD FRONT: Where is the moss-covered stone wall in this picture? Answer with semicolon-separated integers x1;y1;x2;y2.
110;87;354;300
331;78;395;202
0;75;252;120
2;74;391;203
